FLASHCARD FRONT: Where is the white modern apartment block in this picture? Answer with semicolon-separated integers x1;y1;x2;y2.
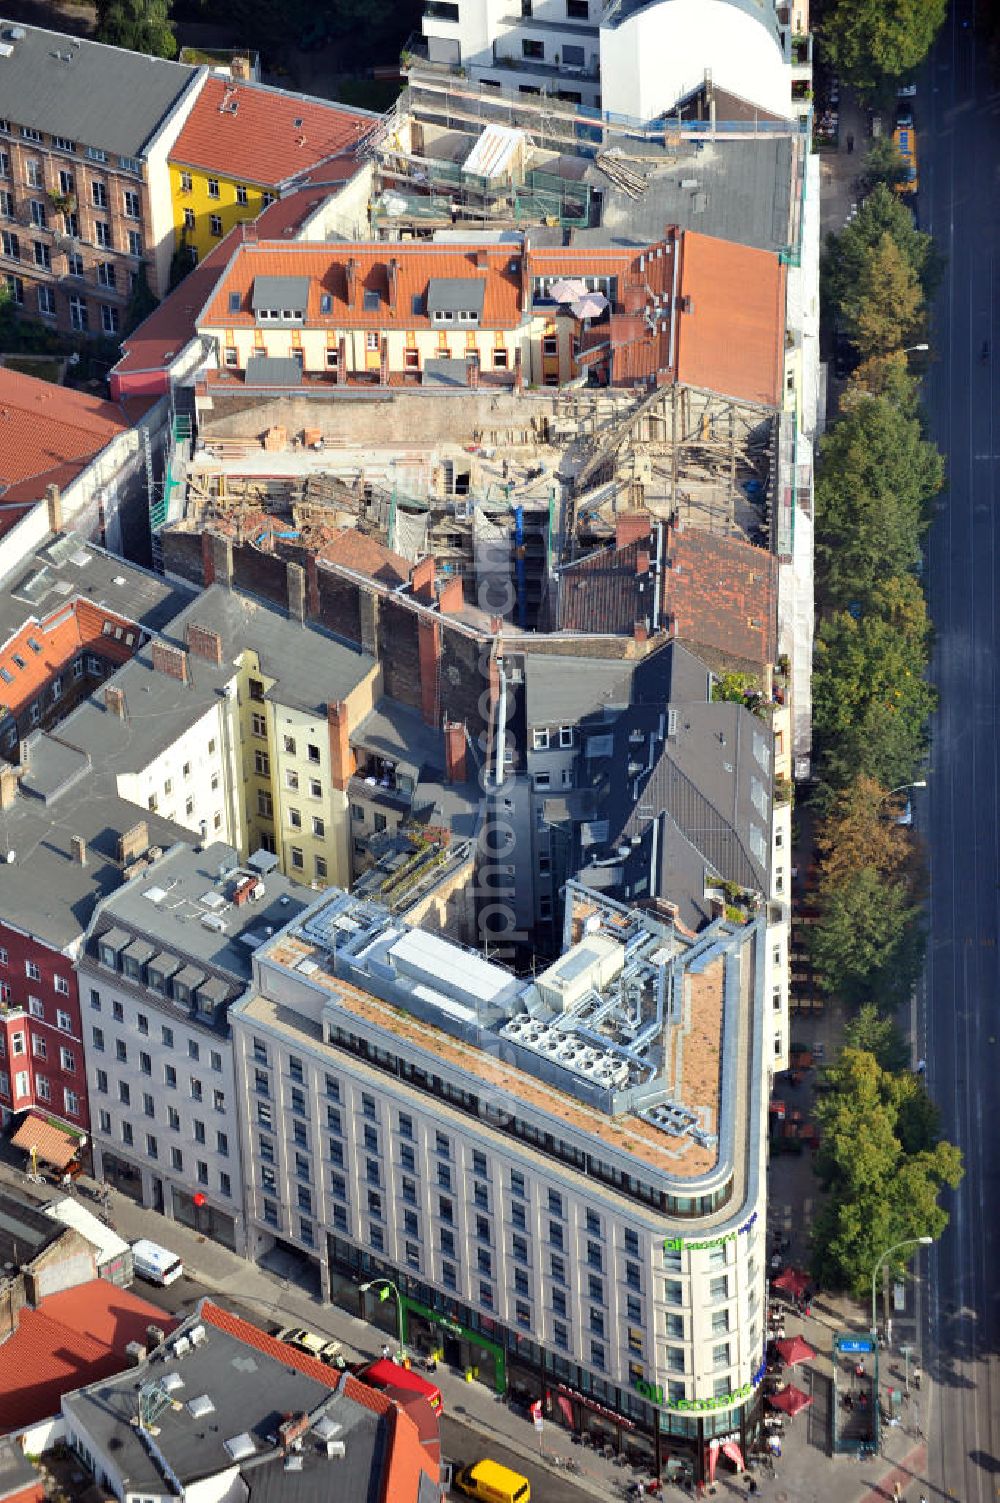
232;881;770;1479
79;842;307;1254
421;0;796;120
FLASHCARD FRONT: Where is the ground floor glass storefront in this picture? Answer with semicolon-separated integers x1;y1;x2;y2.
324;1234;762;1482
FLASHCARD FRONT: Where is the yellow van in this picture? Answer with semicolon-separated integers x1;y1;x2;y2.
454;1459;531;1503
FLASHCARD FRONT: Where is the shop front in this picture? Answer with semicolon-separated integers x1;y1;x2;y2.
543;1379;657;1472
400;1295;506;1393
170;1186;237;1251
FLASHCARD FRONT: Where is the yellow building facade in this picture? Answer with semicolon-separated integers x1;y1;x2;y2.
168;164;273;263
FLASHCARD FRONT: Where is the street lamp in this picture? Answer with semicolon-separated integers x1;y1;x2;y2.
870;1236;933;1338
359;1278;405;1360
884;780;927;798
902;343;930;354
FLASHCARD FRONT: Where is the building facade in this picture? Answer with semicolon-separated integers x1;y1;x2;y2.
80;843;307;1253
232;882;770;1479
0;23;202;334
0;918;87;1135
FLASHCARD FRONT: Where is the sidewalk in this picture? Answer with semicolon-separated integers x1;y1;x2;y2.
0;1154;931;1502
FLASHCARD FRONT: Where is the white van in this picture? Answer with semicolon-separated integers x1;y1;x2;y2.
131;1237;184;1286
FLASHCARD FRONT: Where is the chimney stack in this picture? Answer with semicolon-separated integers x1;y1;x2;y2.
327;701;354;791
0;766;18;810
71;835;87;866
444;721;466;785
410;555;436;603
387;257;399;309
345;258;357;309
18;738;30;769
185;623;223;664
104;685;127;720
46;484;62;536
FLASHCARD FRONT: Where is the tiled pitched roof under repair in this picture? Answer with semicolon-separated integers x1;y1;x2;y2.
320;529;411;586
200;242;524;331
664;523;778;668
0;1280;175;1434
558;540;654;633
170;76;375;187
0;368;130;512
673;231;786;407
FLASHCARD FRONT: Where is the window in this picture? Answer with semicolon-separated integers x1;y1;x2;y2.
522;38;544;58
165;1064;177;1089
710;1275;729;1301
209;214;223;237
94;221;111;248
533;728;549;751
100;304;119;336
67;252;83;278
553;1320;568;1350
115;1039;127;1063
95;1069;108;1095
123;189;140;218
712;1307;730;1333
285;769;299;791
713;1342;731;1369
69;295;88;331
92;1026;105;1052
666;1346;685;1374
512;1202;526;1230
512;1234;528;1263
207;178;220;198
552;1288;566;1316
183;207;195;230
550;1253;565;1283
91;181;108;208
97;260;116;288
171;1147;184;1171
140;1051;152;1076
121;1120;133;1146
665;1280;683;1305
666;1313;684;1339
511;1170;526;1198
118;1080;130;1106
3;273;23;305
290;846;304;870
309;778;322;798
627;1294;642;1323
587;1240;602;1270
180;171;193;193
143;1092;155;1118
625;1260;641;1291
146;1133;158;1159
31;1034;46;1059
33;239;50;269
161;1025;173;1048
220;1171;232;1198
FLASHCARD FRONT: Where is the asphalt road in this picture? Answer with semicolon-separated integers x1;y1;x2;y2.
921;3;1000;1498
140;1273;597;1503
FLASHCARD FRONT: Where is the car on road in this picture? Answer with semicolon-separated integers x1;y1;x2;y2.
275;1326;343;1365
356;1357;443;1412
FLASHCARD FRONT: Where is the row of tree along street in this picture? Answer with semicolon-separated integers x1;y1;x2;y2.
805;160;962;1299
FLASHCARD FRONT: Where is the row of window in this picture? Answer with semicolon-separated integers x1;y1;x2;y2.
221;343;515;373
94;941;227;1017
96;1110;232;1195
177;171;266;206
1;274;119;331
0;955;71;990
93;1066;226;1123
0;1069;79;1115
0;123;140;173
2;1029;77;1072
0;228;133;284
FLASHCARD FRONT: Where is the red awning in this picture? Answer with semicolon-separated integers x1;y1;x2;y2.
768;1383;814;1417
774;1335;817;1367
772;1267;810;1298
11;1112;79;1170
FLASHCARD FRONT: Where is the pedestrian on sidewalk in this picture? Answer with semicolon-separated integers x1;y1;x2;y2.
846;132;854;154
892;1482;902;1502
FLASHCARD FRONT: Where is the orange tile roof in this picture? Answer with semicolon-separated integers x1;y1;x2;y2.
0;598;145;722
11;1113;79;1170
170;76;374;188
674;231;786;407
200;241;524;331
0;369;130;507
0;1280;175;1434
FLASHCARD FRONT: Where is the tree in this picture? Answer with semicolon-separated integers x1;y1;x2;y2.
814;774;914;889
846;352;921;413
96;0;177;58
843;1002;910;1073
809;865;923;1008
810;1048;962;1296
813;577;936;792
125;264;158;336
815;397;943;609
843;232;924;359
823;185;941;317
857;137;910;196
820;0;947;96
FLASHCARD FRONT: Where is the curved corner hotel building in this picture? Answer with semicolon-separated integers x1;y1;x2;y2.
232;879;770;1480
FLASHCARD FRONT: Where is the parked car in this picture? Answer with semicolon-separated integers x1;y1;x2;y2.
275;1326;343;1365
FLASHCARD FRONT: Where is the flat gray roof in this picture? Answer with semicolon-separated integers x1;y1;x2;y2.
245;355;304;387
0;20;197;158
63;1305;382;1497
574;135;794;253
57;583;376;770
426;277;486;315
252;276;310;312
0;734;195;952
0;531;191;645
86;841;308;990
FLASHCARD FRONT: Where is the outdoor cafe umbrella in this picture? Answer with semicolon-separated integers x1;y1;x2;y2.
571;291;609;321
549;277;588;303
772;1267;810;1299
768;1383;814;1418
775;1335;816;1367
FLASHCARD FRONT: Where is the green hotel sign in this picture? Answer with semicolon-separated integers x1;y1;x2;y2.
634;1379;755;1414
662;1210;758;1255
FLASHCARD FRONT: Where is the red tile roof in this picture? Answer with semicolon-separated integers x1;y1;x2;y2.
0;1280;174;1434
200;241;524;330
0;597;146;721
170;77;374;188
664;523;778;668
674;232;786;407
558;539;652;633
0;369;130;510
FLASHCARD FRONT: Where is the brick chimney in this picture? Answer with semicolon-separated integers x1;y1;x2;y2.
344;258;357;309
633;621;648;644
46;483;62;535
71;835;87;865
411;555;436;603
327;701;354;791
118;820;149;866
203;532;234;589
387;257;399;310
185;623;223;665
287;561;307;624
104;684;127;719
636;550;650;575
438;575;464;615
444;720;466;784
151;642;189;683
616;513;652;549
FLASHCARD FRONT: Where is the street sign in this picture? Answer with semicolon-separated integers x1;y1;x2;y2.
837;1336;875;1354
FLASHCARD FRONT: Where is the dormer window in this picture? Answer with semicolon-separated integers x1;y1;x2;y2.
320;293;332;314
363;289;381;311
